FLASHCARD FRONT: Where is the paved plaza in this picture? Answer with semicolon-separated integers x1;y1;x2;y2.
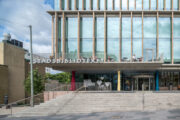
1;109;180;120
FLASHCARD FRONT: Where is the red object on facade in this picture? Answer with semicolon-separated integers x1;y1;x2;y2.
70;71;76;91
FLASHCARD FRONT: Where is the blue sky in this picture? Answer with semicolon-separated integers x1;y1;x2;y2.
0;0;54;53
0;0;62;74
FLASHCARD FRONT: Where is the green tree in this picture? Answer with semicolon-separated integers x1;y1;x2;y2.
45;72;71;83
25;69;45;95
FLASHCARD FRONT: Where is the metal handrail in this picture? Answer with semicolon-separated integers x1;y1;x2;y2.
0;84;72;109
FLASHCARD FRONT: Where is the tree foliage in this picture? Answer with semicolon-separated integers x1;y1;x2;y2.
45;72;71;83
25;69;45;95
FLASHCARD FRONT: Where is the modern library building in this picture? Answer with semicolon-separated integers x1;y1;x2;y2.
46;0;180;91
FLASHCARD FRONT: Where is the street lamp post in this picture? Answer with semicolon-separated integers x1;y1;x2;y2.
29;25;34;107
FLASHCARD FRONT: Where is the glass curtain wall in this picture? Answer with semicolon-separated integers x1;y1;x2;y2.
107;17;119;62
93;0;98;10
78;0;83;10
158;0;164;10
173;18;180;63
99;0;104;10
173;0;179;10
159;17;171;63
143;0;149;10
114;0;120;10
133;17;142;58
151;0;156;10
107;0;113;10
80;17;93;58
136;0;142;10
54;0;60;10
166;0;171;10
129;0;135;10
122;17;131;60
122;0;128;10
95;17;104;59
85;0;90;10
69;0;75;10
65;18;78;59
143;17;156;61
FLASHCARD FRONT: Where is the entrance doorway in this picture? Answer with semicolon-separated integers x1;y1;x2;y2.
133;75;155;91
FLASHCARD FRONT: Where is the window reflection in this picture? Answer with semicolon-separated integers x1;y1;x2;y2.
151;0;156;10
158;0;164;10
66;18;78;59
143;0;149;10
93;0;98;10
114;0;120;10
136;0;142;10
122;0;127;10
173;0;179;10
166;0;171;10
96;18;104;59
107;0;113;10
99;0;104;10
129;0;134;10
173;18;180;63
80;18;93;58
143;17;156;61
159;17;171;63
122;17;131;60
107;17;119;62
133;17;142;58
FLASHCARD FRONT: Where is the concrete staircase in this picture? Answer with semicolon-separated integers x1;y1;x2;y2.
12;91;180;117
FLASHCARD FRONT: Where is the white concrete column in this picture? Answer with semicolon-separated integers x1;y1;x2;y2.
171;12;174;64
62;12;66;59
78;12;80;59
156;12;159;59
52;16;55;57
55;12;58;59
104;12;107;62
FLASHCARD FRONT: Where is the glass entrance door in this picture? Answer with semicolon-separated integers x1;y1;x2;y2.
134;77;155;91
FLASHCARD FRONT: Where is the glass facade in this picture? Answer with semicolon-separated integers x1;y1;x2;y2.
166;0;171;10
122;17;131;60
143;17;156;61
78;0;83;10
143;0;149;10
54;0;179;11
129;0;134;10
93;0;98;10
173;18;180;63
107;17;119;62
66;18;78;59
122;0;128;10
107;0;113;10
114;0;119;10
99;0;104;10
80;17;93;58
173;0;179;10
54;0;60;10
158;0;164;10
151;0;156;10
133;17;142;58
85;0;90;10
159;17;171;63
95;17;104;59
136;0;142;10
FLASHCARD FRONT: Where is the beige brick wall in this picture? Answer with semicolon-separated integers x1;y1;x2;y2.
0;42;25;103
0;65;8;104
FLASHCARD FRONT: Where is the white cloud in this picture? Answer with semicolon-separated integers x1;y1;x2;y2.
0;0;52;53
